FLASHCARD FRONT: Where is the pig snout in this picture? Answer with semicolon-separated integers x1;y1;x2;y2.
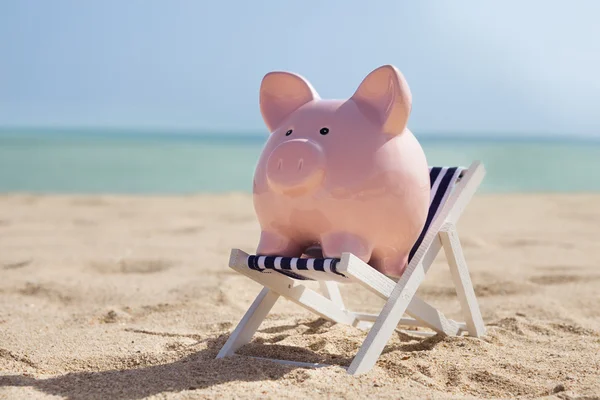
266;139;325;195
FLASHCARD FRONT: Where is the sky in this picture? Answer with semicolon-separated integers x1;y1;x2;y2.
1;1;599;137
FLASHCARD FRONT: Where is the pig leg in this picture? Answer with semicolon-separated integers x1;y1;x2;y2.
372;252;409;278
320;232;373;263
256;230;304;258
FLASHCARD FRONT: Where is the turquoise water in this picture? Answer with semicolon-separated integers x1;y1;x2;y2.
1;129;599;194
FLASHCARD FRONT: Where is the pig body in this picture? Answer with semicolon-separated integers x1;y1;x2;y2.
253;65;430;277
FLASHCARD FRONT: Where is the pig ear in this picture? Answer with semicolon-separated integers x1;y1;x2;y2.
260;71;320;132
350;65;412;135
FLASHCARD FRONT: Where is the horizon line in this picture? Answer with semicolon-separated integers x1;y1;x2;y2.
0;125;598;142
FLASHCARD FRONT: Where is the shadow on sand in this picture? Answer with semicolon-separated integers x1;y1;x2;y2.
0;321;447;400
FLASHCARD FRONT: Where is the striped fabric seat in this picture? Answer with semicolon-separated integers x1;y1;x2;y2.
247;255;347;280
246;166;465;281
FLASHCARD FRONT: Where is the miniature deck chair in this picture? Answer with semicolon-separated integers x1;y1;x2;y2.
217;161;486;375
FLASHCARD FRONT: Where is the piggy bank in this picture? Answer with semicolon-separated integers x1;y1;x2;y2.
252;65;430;277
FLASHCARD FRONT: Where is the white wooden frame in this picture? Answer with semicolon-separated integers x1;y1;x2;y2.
217;161;486;375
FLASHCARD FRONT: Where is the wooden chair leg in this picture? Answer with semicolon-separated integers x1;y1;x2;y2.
346;257;429;375
217;287;280;358
440;225;486;337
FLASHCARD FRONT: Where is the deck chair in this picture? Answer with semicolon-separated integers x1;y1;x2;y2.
217;160;487;375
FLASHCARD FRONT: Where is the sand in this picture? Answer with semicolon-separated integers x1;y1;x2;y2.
0;193;599;400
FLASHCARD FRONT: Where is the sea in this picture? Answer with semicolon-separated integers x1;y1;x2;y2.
1;128;599;194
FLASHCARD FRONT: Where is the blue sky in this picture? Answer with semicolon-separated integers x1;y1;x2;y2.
1;1;599;136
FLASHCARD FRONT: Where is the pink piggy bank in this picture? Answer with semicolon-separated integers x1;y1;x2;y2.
252;65;430;277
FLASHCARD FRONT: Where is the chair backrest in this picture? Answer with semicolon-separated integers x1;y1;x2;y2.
408;166;465;262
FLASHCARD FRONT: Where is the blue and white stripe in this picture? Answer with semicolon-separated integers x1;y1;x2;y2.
247;254;346;280
408;166;465;261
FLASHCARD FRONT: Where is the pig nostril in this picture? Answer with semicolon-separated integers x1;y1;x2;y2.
297;158;304;171
277;159;283;171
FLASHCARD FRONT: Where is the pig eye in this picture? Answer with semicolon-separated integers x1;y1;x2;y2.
319;127;330;135
285;129;293;136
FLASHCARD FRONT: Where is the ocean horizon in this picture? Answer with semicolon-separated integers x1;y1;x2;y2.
1;127;599;194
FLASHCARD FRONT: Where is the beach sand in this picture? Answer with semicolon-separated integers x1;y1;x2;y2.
0;193;599;399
